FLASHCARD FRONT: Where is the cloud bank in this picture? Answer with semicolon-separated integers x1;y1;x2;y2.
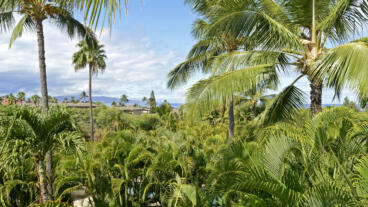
0;21;188;103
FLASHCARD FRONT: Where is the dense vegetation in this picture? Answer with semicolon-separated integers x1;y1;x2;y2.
1;103;368;206
3;0;368;206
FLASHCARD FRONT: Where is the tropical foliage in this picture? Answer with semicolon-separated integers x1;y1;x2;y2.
3;0;368;206
2;103;368;206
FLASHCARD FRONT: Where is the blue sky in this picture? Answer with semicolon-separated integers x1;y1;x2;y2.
0;0;357;104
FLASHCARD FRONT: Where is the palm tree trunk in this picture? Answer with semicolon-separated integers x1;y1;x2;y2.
252;103;257;117
228;98;234;139
309;79;322;115
35;20;49;112
220;103;226;123
89;65;95;142
34;155;49;203
35;19;53;200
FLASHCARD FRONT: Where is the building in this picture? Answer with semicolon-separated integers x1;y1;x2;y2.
114;106;150;115
0;96;24;106
1;99;97;109
53;102;97;109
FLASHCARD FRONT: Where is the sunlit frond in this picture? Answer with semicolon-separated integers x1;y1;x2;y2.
311;37;368;99
186;64;277;116
259;82;307;126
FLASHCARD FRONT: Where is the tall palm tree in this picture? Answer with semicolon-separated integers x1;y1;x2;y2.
1;1;93;112
119;94;129;106
16;91;25;105
72;39;107;142
183;0;368;119
0;1;96;197
7;93;16;105
2;0;130;29
80;91;88;102
167;14;274;138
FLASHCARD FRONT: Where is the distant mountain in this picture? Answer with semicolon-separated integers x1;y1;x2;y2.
55;95;182;108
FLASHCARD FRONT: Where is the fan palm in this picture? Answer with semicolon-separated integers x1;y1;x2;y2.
72;39;107;142
183;0;368;120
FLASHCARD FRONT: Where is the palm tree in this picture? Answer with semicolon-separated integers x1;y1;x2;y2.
7;107;74;202
16;91;25;105
1;1;93;112
80;91;88;102
73;39;107;142
0;1;95;197
167;14;273;138
31;94;41;106
119;94;129;106
237;82;275;117
183;0;368;119
208;107;366;205
2;0;130;30
7;93;16;105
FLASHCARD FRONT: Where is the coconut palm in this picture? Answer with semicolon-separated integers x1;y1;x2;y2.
72;39;107;142
16;91;25;105
7;93;16;105
167;9;278;138
0;1;93;112
0;1;96;196
237;82;275;117
1;0;130;30
119;94;129;106
182;0;368;120
80;91;88;102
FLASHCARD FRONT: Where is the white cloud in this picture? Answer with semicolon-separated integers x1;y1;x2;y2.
0;19;358;105
0;20;188;103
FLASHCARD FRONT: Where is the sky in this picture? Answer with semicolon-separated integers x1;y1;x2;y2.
0;0;357;104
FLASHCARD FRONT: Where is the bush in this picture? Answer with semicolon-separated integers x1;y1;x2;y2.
136;114;161;131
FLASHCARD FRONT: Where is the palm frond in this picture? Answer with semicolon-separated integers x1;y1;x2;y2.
9;15;34;48
52;8;96;41
318;0;368;43
259;81;307;126
0;11;14;33
167;49;219;89
311;37;368;99
263;135;299;180
207;8;302;50
186;64;277;116
73;0;130;30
